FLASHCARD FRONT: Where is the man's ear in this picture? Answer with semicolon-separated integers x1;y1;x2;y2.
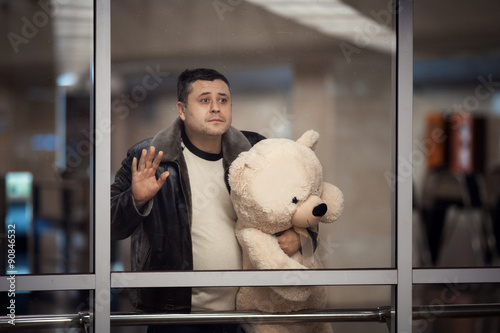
177;101;186;120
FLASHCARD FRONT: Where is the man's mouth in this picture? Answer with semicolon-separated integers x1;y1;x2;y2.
208;117;224;122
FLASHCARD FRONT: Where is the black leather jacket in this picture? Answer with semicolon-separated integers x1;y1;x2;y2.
111;118;264;312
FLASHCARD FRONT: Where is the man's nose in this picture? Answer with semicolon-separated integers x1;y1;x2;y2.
210;101;220;113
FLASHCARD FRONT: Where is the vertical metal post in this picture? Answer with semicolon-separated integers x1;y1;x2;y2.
94;0;111;331
396;0;414;332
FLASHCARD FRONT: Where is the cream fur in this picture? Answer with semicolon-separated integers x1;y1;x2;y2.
228;130;344;333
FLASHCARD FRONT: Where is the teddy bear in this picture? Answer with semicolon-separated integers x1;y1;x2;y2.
228;130;344;333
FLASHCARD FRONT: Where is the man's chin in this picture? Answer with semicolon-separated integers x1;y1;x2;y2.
206;124;230;136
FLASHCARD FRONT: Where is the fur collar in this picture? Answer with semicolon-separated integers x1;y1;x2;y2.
150;117;252;166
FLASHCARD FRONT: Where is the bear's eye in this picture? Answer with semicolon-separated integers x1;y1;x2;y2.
292;197;298;204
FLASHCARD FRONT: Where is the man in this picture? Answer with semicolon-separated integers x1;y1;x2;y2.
111;68;300;332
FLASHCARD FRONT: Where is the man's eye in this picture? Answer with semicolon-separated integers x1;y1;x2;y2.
201;98;209;103
219;98;227;103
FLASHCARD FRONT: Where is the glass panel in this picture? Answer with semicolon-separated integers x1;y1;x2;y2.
0;0;93;274
110;0;395;315
413;0;500;267
111;285;392;332
413;284;500;332
110;0;396;268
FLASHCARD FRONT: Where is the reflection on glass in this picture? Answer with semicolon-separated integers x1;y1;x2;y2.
413;1;500;268
413;284;500;333
0;0;93;274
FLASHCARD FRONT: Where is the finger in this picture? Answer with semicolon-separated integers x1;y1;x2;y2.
137;149;148;172
157;171;169;187
131;157;138;176
152;150;163;170
146;146;155;169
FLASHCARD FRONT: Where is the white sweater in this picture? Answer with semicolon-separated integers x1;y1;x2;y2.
182;141;242;312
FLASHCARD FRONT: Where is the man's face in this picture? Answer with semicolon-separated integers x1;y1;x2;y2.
177;79;232;140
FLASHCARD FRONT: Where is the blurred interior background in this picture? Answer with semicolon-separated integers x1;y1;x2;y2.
0;0;499;332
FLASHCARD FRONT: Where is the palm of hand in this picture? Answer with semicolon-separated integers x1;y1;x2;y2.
131;147;169;208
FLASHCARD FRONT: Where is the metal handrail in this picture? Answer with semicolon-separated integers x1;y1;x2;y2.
112;307;390;326
0;312;90;330
1;303;500;330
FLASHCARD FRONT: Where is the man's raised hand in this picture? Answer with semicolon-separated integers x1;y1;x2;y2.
131;146;169;209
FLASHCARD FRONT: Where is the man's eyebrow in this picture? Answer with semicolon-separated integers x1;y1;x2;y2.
198;92;229;97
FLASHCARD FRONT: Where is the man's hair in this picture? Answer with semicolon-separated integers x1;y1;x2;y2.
177;68;231;104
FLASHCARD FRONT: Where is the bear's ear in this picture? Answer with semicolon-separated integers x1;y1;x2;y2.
231;150;260;171
228;150;258;194
296;130;319;151
228;151;248;193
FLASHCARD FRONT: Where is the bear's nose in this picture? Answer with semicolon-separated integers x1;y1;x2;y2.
312;203;327;217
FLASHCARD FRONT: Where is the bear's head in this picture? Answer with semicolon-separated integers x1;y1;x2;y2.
229;130;343;235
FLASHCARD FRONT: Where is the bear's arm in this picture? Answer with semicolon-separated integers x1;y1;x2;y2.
237;228;315;302
237;228;307;270
236;228;307;269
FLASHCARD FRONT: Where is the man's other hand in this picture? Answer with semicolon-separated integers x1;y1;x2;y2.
276;228;301;257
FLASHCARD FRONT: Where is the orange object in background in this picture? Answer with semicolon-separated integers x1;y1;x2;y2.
425;112;447;171
424;111;487;174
